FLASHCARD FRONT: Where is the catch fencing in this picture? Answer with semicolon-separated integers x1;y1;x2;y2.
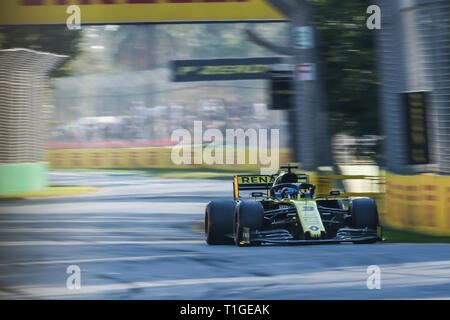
377;0;450;175
0;48;66;194
0;48;66;164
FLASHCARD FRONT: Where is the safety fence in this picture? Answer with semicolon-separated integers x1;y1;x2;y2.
377;0;450;174
0;48;66;195
0;49;66;164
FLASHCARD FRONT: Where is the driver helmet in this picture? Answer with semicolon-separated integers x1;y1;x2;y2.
300;189;312;199
280;187;299;199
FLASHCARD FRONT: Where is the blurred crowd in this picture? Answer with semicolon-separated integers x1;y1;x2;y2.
49;99;288;147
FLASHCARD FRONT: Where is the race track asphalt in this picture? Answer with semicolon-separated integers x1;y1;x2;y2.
0;171;449;300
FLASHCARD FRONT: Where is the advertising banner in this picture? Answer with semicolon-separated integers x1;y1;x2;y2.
172;57;282;82
0;0;286;25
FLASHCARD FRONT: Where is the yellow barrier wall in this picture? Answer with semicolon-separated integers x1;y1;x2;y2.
385;173;450;236
46;148;293;171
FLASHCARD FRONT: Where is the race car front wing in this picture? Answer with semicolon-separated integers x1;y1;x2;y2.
230;226;383;245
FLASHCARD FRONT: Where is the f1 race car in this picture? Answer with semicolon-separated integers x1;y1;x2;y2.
205;165;382;246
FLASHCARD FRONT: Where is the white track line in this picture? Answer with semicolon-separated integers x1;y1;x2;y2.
0;240;204;246
0;219;192;223
0;202;205;214
0;253;201;267
0;228;187;233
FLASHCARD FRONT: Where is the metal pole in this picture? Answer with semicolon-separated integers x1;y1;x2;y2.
267;0;333;171
291;0;328;171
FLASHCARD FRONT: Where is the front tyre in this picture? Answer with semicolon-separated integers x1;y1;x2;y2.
234;201;264;246
205;200;236;245
351;198;379;229
351;198;379;244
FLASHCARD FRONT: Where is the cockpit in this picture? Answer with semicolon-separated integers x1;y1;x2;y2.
270;182;316;200
268;165;315;200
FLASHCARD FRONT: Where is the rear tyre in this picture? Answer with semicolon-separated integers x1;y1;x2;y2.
205;200;236;245
234;201;264;246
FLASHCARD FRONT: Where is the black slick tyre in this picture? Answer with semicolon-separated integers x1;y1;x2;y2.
205;200;236;245
234;201;264;246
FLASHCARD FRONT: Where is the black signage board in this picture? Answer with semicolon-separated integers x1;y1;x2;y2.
172;57;282;82
270;76;293;110
403;91;430;165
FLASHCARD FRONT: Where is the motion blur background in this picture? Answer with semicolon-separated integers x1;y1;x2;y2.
0;0;449;269
1;0;450;300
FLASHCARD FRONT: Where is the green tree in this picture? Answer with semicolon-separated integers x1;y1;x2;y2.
313;0;379;136
0;25;82;77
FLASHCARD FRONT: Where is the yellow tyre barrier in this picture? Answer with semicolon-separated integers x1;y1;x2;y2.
46;147;293;171
385;173;450;236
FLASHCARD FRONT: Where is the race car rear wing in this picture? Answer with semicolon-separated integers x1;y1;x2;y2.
233;174;309;200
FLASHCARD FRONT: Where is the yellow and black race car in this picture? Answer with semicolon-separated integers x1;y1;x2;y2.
205;165;383;246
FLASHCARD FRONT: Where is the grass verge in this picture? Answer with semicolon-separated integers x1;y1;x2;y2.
0;185;100;200
382;226;450;243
